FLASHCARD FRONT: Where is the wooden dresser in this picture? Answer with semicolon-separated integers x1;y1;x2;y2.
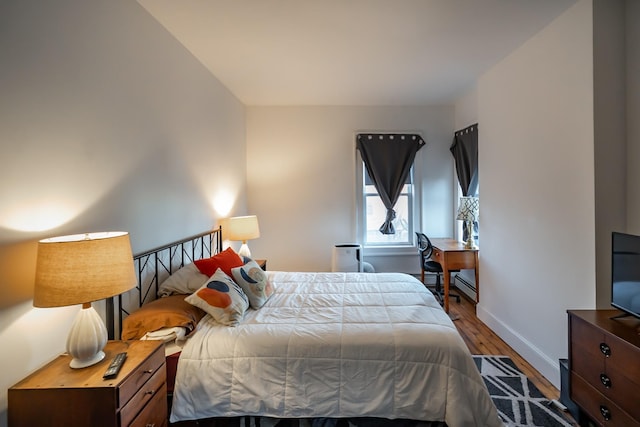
9;340;167;427
568;310;640;426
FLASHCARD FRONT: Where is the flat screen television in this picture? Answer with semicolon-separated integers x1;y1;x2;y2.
611;231;640;319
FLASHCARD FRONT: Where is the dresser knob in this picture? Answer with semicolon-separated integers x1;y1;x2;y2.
599;342;611;357
143;369;153;374
145;424;155;427
600;405;611;421
600;373;612;388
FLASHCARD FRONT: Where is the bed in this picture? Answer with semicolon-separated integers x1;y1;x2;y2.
113;230;502;427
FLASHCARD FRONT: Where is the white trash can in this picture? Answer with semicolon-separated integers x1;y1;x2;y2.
331;244;363;272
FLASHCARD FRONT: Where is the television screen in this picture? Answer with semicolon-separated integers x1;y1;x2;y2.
611;231;640;319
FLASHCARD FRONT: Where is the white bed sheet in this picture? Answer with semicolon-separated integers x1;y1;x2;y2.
170;272;502;427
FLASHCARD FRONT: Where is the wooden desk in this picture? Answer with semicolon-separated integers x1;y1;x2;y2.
430;239;479;313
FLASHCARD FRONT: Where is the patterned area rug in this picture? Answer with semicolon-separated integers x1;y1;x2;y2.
473;355;575;427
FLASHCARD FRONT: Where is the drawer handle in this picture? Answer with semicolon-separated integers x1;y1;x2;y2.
600;373;612;388
143;369;154;374
600;405;611;421
145;389;155;395
599;343;611;357
145;424;155;427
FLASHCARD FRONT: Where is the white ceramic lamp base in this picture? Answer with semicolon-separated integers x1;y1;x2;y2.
66;304;108;369
238;241;252;258
463;220;477;250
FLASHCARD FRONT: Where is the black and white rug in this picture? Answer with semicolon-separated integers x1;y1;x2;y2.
473;355;575;427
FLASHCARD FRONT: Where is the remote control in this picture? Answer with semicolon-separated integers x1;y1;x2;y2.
103;352;127;379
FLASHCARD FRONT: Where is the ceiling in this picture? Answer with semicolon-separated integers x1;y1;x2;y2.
138;0;577;106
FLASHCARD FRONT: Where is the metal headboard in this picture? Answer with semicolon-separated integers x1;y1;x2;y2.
107;227;222;340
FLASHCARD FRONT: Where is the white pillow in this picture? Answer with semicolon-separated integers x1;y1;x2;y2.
184;269;249;326
231;260;275;309
157;263;208;297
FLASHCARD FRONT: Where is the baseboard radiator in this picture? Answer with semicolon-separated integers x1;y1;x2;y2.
454;269;477;302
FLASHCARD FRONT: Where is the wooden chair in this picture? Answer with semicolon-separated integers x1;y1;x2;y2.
415;232;460;304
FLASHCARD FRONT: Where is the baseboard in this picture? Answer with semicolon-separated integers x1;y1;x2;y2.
476;305;561;389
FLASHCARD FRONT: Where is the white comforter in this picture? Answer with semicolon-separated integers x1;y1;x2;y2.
170;272;502;427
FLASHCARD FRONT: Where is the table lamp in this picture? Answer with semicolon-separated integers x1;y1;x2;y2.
456;196;479;249
34;231;136;368
227;215;260;258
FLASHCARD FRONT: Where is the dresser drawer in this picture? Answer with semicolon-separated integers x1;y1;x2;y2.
605;332;640;381
120;363;167;426
570;316;605;368
605;337;640;420
571;372;640;427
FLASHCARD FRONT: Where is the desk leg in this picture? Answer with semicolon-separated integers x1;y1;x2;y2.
443;267;450;313
474;252;479;304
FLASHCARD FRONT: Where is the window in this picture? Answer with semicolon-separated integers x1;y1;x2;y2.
356;161;420;249
355;133;424;251
362;168;414;246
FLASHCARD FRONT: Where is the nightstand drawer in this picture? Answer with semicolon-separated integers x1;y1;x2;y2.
121;363;166;426
129;381;168;427
119;342;165;407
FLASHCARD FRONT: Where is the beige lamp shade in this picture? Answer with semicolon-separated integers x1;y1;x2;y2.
226;215;260;242
34;231;137;308
226;215;260;258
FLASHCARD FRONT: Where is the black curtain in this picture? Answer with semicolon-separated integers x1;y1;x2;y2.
450;124;478;241
450;124;478;197
356;133;425;234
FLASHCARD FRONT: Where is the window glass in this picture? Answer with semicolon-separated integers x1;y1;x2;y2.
362;171;414;246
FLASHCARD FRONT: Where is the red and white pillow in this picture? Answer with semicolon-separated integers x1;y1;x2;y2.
184;268;249;326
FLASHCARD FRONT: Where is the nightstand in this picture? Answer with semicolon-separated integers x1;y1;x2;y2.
256;258;267;270
9;340;167;427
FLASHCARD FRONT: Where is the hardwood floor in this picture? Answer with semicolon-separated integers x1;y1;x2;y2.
447;290;560;401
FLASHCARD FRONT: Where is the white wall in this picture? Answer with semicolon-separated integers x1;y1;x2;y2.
476;0;596;388
593;0;627;308
627;0;640;233
0;1;246;425
245;106;455;273
454;88;478;130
